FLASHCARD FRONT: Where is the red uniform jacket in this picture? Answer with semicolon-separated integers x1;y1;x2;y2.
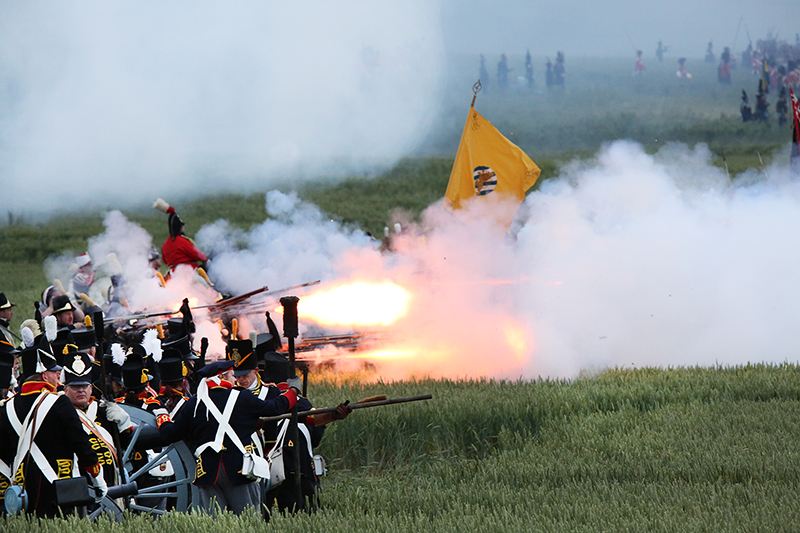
162;235;208;270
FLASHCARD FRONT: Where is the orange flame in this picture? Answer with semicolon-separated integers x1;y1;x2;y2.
298;281;411;327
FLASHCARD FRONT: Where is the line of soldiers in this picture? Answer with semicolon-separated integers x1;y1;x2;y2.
0;290;350;518
478;51;564;92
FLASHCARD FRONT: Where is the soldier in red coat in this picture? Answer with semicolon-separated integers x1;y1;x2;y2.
153;198;208;271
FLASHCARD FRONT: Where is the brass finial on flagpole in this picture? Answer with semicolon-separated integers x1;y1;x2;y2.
471;80;482;107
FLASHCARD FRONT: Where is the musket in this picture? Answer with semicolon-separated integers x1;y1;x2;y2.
196;280;321;312
201;280;322;316
259;394;433;423
94;310;127;485
280;296;303;511
103;309;177;324
101;280;321;324
294;332;384;353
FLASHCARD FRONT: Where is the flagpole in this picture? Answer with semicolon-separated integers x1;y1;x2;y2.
471;80;482;107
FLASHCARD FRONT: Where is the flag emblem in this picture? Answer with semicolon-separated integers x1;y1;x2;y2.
444;106;541;228
473;166;497;195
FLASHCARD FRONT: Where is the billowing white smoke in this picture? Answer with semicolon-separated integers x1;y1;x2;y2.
43;140;800;380
197;190;379;295
518;141;800;378
0;1;444;216
196;141;800;380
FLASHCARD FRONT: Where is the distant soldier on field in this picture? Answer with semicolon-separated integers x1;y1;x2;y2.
754;88;770;122
790;87;799;174
525;49;534;90
656;40;667;62
705;40;715;63
740;90;752;122
497;54;511;90
553;51;565;88
545;58;553;89
718;47;732;84
633;50;646;75
776;86;788;127
479;54;489;90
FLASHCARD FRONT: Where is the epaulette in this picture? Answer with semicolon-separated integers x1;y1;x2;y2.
143;397;161;406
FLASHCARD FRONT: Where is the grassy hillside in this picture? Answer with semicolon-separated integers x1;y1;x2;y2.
4;364;800;531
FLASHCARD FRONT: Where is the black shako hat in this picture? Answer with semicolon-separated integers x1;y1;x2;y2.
121;344;149;390
62;348;94;386
50;329;76;367
0;347;15;390
72;327;99;350
158;348;188;383
227;339;256;377
19;337;61;381
260;351;290;385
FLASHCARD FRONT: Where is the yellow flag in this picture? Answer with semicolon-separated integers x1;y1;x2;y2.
444;107;541;227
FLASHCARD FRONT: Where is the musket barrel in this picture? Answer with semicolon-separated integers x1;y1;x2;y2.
258;394;433;423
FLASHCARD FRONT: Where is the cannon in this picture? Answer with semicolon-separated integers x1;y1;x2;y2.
56;404;199;520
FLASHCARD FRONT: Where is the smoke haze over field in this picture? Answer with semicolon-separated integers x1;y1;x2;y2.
440;0;797;59
0;1;443;215
1;1;796;217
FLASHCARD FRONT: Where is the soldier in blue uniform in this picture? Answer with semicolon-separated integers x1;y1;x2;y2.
0;334;105;517
157;360;301;515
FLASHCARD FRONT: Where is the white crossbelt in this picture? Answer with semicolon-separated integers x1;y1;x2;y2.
6;392;61;483
169;397;186;418
194;390;250;457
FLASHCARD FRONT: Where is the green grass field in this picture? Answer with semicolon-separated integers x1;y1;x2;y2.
1;55;798;530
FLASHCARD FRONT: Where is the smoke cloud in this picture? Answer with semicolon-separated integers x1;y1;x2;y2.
0;1;443;216
42;141;800;380
185;142;800;380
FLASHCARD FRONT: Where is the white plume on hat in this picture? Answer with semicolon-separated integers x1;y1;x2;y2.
111;343;126;366
21;326;35;348
44;315;57;342
153;198;171;214
143;328;163;362
20;319;41;340
249;330;257;347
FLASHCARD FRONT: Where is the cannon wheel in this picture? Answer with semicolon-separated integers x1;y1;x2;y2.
88;404;198;519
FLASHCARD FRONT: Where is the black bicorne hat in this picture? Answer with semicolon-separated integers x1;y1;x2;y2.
168;213;184;239
0;292;14;310
52;295;74;314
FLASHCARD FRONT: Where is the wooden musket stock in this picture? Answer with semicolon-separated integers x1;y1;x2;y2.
259;394;433;423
